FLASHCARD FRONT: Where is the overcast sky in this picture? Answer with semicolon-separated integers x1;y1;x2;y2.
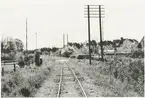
0;0;145;50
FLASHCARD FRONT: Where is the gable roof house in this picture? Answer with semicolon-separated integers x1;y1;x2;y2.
115;37;138;53
137;36;144;52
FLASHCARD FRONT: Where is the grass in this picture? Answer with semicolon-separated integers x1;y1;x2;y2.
96;56;144;97
71;55;144;97
1;65;51;97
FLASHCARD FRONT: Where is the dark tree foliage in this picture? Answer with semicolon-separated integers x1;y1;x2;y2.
68;42;83;49
68;42;73;46
91;40;97;46
98;40;113;46
40;47;51;52
1;37;24;53
86;40;97;46
27;50;35;54
51;47;59;52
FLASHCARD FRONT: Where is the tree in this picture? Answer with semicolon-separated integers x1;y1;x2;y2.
1;37;24;53
2;37;16;53
91;40;97;46
14;38;24;51
41;47;51;52
51;47;59;52
68;42;73;46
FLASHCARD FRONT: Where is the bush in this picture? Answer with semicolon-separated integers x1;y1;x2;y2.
77;54;90;59
61;47;74;57
103;57;144;96
77;55;85;59
1;66;51;97
1;54;14;61
70;55;76;58
132;50;144;58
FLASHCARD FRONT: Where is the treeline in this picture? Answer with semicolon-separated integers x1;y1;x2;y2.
68;40;114;49
68;37;138;49
68;42;83;49
27;47;59;54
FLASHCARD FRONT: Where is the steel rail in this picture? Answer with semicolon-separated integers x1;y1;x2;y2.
66;63;88;98
57;64;63;97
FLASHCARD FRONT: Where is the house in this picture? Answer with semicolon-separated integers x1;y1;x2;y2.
137;36;144;51
115;37;138;53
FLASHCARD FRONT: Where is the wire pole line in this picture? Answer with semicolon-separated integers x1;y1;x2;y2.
84;5;104;6
26;18;28;51
99;5;104;61
84;5;105;62
25;18;29;65
84;5;92;65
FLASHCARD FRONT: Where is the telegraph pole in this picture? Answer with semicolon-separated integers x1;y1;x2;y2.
26;18;28;65
87;5;91;65
84;5;105;62
26;18;28;51
99;5;104;61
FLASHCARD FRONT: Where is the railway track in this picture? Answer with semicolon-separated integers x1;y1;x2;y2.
56;61;87;97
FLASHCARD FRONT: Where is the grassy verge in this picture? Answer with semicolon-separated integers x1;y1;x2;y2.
1;65;51;97
71;56;144;97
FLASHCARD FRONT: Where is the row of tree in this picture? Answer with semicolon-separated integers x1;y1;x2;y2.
1;36;60;54
68;38;137;50
1;37;24;53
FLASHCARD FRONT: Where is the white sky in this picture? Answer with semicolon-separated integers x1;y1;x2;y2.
0;0;145;50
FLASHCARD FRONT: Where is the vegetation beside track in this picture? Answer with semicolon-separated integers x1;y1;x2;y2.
1;64;52;97
70;56;144;97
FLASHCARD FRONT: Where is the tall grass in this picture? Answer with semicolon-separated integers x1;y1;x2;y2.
98;56;144;96
1;65;51;97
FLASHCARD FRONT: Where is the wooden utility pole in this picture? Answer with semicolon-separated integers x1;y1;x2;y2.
26;18;28;65
26;18;28;51
99;5;104;61
84;5;105;62
87;5;91;65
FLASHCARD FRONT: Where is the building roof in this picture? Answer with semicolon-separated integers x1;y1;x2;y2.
137;36;144;48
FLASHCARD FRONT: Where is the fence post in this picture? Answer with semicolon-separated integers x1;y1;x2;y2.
2;67;4;76
14;64;16;72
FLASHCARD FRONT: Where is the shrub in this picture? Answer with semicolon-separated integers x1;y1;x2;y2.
104;57;144;96
1;66;50;97
132;50;144;58
61;47;74;57
20;87;31;97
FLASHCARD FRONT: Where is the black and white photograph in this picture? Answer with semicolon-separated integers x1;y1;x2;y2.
0;0;145;97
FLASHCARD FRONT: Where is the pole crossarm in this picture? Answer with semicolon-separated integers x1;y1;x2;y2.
84;8;105;9
84;13;105;15
84;10;105;12
84;16;105;18
84;5;104;6
84;5;105;19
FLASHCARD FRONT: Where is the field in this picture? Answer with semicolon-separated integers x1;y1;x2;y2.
1;54;144;97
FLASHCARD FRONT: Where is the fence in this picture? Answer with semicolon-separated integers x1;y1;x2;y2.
1;60;18;76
